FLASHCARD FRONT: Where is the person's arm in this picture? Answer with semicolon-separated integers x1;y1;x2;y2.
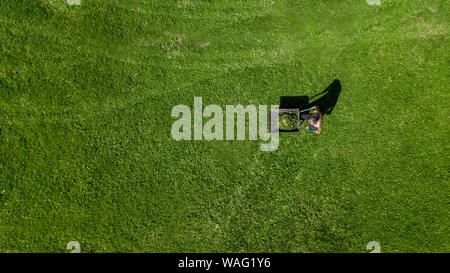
315;122;322;134
313;106;323;134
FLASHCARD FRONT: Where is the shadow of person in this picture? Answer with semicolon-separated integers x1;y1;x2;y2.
307;79;342;115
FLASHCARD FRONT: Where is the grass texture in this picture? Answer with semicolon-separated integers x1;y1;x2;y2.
0;0;449;252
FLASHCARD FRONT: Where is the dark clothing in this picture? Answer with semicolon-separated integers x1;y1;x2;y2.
300;112;321;131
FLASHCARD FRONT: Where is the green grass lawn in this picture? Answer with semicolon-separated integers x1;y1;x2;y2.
0;0;448;252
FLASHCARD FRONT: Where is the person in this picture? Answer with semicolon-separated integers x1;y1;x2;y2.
300;105;323;134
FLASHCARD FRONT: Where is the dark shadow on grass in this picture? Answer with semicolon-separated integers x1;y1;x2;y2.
277;80;342;132
279;79;342;116
307;79;342;115
279;96;309;109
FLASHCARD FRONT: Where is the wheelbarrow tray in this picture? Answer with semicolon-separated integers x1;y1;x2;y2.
269;108;300;133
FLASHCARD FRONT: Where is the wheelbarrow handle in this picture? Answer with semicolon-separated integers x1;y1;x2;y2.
299;107;315;113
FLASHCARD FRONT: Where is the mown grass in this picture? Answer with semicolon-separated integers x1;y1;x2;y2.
0;0;448;252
